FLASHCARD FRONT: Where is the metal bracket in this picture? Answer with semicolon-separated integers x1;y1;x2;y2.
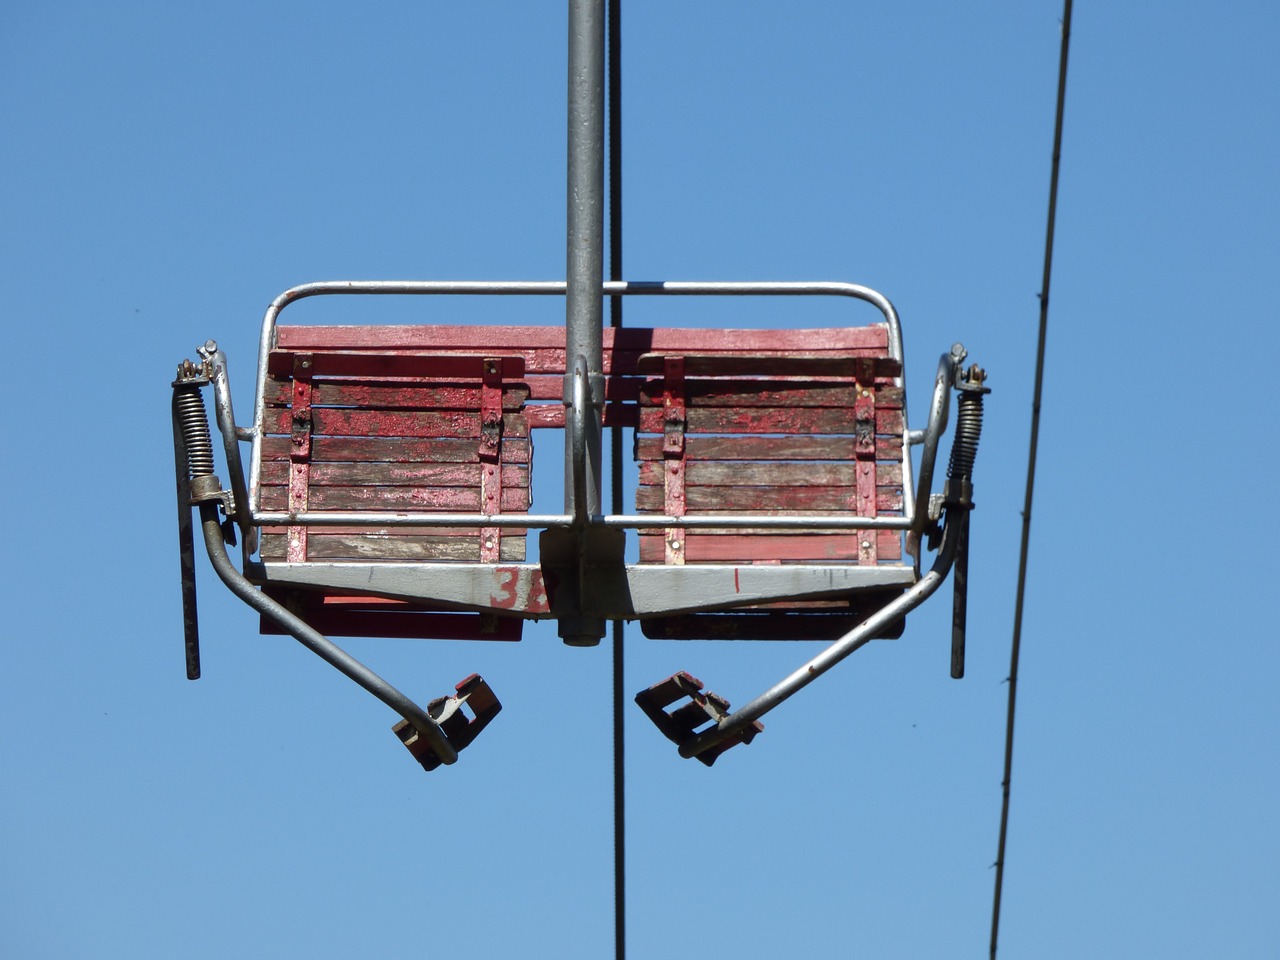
634;672;763;767
393;674;502;772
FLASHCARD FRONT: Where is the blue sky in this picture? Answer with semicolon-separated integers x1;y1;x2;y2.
2;2;1278;957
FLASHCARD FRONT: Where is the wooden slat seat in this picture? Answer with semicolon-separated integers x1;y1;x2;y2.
259;348;531;565
631;337;907;640
258;328;546;640
256;322;910;641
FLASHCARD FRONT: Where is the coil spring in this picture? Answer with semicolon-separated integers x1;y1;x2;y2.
947;391;984;483
175;384;216;479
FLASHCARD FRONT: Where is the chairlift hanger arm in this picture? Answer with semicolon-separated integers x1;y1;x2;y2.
675;505;964;761
170;368;501;771
196;502;459;766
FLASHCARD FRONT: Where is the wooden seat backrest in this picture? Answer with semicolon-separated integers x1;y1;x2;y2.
633;343;904;567
261;322;902;559
258;323;905;639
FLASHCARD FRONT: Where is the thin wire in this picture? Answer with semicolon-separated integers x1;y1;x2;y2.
607;2;625;958
990;2;1072;957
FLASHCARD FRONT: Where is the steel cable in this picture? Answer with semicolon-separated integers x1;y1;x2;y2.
990;2;1073;956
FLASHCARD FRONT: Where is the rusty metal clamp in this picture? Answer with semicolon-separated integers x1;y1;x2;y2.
394;675;503;772
634;672;763;767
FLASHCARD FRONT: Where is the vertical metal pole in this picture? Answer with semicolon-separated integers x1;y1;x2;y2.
606;4;626;956
566;0;605;519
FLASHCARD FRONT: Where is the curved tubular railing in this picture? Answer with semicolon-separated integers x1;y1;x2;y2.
204;345;254;556
196;502;459;766
911;352;959;541
677;504;964;761
246;279;914;528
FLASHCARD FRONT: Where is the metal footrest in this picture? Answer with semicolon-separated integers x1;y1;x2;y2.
634;671;763;766
392;674;502;772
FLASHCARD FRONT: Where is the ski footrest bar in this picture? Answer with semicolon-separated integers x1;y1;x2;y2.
634;671;762;766
393;674;502;772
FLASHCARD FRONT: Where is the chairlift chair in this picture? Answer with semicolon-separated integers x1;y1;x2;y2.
172;279;987;770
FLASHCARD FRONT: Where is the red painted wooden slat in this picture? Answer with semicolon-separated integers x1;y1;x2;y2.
634;435;901;462
640;464;903;496
639;461;867;487
266;379;530;410
260;534;526;562
638;406;902;435
259;462;529;487
261;524;529;537
638;380;889;408
267;352;530;379
633;353;894;377
286;357;313;561
260;601;524;641
261;436;532;464
661;356;687;565
478;360;505;562
260;485;530;512
635;484;899;512
639;611;905;641
637;530;900;563
266;409;530;440
275;324;889;353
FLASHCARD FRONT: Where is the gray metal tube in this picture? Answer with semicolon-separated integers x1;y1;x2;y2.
677;512;963;760
565;0;605;519
911;353;957;538
205;346;255;557
198;503;458;765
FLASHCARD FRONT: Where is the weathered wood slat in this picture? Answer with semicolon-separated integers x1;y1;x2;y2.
640;609;906;641
638;460;900;488
266;378;530;410
636;484;901;513
638;380;902;408
636;524;899;538
638;532;901;563
637;406;904;436
262;524;528;537
266;409;530;439
261;436;532;464
635;489;905;515
634;435;902;462
276;324;889;354
259;596;524;641
260;533;525;562
275;346;892;381
269;373;643;405
269;347;890;380
269;347;570;378
267;352;529;379
260;461;529;488
260;485;530;512
634;354;895;377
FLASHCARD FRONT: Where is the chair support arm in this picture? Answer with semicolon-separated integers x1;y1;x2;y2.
197;502;459;767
